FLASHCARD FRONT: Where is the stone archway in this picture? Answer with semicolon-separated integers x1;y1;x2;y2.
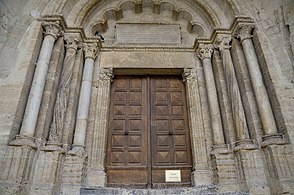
1;1;293;195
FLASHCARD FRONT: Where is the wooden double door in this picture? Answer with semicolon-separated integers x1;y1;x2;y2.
106;76;192;188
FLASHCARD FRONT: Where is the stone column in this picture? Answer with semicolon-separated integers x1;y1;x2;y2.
215;35;255;150
197;44;225;147
86;68;113;187
72;43;98;151
183;68;213;185
11;21;62;147
235;25;284;146
46;35;80;149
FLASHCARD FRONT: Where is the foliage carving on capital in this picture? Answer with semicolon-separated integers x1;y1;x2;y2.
134;0;143;4
100;68;114;82
215;35;232;52
197;44;214;61
234;24;255;43
64;35;80;51
42;21;63;40
83;43;98;59
183;68;197;82
152;0;161;5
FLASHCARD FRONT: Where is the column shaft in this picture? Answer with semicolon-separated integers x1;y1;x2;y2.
19;22;62;138
217;36;250;141
72;43;98;149
242;39;278;135
48;35;79;146
197;44;225;146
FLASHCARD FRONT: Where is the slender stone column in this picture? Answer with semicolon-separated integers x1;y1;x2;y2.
235;25;284;146
86;68;113;187
215;35;254;149
72;43;98;150
11;21;62;147
46;35;80;149
183;68;213;185
197;44;225;147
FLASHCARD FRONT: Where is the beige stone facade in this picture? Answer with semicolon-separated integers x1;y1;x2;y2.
0;0;293;194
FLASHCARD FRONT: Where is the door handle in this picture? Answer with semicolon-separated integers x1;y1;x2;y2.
169;131;173;136
124;130;129;135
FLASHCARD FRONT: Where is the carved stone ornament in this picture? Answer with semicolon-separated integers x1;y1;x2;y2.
100;68;114;82
197;44;214;60
64;35;80;51
215;35;232;52
42;21;63;39
183;68;197;82
152;0;161;5
83;43;98;59
235;24;255;43
134;0;143;4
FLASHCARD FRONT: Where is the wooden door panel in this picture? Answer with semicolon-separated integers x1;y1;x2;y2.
151;76;192;187
106;76;192;188
106;76;148;187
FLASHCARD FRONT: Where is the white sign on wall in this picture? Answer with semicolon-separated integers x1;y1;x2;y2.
165;170;181;182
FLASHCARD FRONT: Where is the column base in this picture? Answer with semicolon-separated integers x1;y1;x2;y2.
68;145;85;157
9;135;37;149
233;139;257;151
261;133;287;147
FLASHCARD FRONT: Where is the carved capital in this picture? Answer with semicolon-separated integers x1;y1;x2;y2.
100;68;114;82
183;68;197;82
152;0;161;5
42;21;63;40
215;35;232;52
64;35;80;51
234;24;255;43
83;43;98;60
197;44;214;61
134;0;143;4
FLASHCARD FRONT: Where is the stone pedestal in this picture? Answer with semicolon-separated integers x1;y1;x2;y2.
28;149;64;195
235;148;271;194
211;147;239;193
263;144;294;194
60;151;87;195
0;146;36;195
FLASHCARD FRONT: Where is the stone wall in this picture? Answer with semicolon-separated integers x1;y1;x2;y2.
0;0;293;194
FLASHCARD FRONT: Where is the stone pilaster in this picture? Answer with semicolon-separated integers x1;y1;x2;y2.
46;35;80;150
85;68;113;187
72;43;98;151
234;24;284;146
11;21;62;148
215;34;255;150
183;68;213;185
197;44;225;147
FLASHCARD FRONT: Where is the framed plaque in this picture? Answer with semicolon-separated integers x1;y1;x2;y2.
165;170;181;182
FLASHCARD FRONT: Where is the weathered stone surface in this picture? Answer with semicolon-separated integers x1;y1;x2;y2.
0;1;293;195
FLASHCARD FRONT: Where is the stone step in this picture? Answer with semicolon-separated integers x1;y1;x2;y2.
80;186;249;195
